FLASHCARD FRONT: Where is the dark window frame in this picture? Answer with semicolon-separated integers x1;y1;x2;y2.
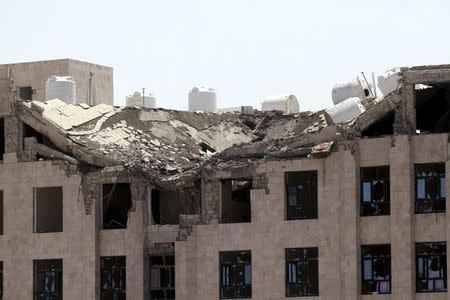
220;178;252;224
285;247;319;297
285;171;318;221
361;244;391;295
219;250;252;299
33;259;63;300
149;254;175;300
102;183;132;230
18;86;33;100
360;166;390;217
33;186;63;233
416;242;447;293
415;163;446;214
101;256;126;299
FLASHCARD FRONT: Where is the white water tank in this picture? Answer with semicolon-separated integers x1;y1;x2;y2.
45;76;76;104
377;68;402;96
325;97;366;124
126;91;157;108
261;95;299;113
332;79;372;105
188;87;217;112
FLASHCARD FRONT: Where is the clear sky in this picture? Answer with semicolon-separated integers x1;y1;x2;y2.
1;0;448;111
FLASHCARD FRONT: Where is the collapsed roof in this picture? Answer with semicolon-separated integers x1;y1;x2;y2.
15;73;410;188
17;97;400;186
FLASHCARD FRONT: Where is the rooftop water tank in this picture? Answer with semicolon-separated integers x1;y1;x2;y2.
332;79;372;105
45;76;76;104
188;87;217;112
261;95;299;113
377;68;402;96
126;91;157;108
325;97;366;124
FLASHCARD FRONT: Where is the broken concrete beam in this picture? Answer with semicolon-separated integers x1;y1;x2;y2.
310;141;334;158
403;68;450;84
271;147;311;158
35;143;79;165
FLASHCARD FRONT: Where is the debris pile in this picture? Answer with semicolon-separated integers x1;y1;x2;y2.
16;84;404;188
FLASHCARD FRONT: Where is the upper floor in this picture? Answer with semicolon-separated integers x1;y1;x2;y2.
0;58;114;117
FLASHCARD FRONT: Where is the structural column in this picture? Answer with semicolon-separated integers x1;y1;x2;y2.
339;149;359;299
390;135;415;299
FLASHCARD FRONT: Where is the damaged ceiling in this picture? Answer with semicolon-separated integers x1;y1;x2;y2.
15;86;403;187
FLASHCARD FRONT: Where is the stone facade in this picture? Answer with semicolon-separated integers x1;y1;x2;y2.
0;60;449;300
0;133;446;299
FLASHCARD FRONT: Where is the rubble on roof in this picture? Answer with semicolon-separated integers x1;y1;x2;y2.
15;79;405;188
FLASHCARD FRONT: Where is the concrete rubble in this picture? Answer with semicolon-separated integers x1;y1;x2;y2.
15;84;405;189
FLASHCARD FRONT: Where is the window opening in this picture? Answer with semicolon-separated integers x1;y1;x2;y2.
415;163;446;214
220;179;252;224
101;256;126;300
361;244;391;294
150;254;175;300
285;171;318;220
416;242;447;293
220;251;251;299
286;247;319;297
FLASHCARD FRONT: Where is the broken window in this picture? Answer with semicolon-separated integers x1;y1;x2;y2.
285;171;318;220
286;247;319;297
150;189;183;225
361;166;390;216
220;251;251;299
33;187;63;233
102;183;132;229
220;179;251;224
34;259;63;300
101;256;126;300
416;84;450;133
416;242;447;293
19;86;33;100
415;163;446;214
150;254;175;300
361;244;391;295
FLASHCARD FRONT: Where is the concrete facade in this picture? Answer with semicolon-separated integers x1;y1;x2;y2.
0;60;448;299
0;59;113;116
0;134;446;299
175;134;449;300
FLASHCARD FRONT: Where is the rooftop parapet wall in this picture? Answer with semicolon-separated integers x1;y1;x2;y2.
0;59;113;109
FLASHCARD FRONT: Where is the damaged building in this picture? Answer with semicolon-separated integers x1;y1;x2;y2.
0;59;448;299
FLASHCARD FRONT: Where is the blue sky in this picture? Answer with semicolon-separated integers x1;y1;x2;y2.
1;0;448;111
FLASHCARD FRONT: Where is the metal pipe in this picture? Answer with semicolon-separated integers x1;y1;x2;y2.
371;72;377;98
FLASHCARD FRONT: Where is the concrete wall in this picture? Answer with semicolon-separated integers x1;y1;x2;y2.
0;133;447;299
68;59;113;106
0;59;113;116
0;161;97;299
176;134;450;300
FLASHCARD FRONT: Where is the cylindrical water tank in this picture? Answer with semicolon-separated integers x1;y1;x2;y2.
45;76;76;104
126;91;157;108
261;95;299;113
332;79;372;105
377;68;402;96
325;97;366;124
188;87;217;112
